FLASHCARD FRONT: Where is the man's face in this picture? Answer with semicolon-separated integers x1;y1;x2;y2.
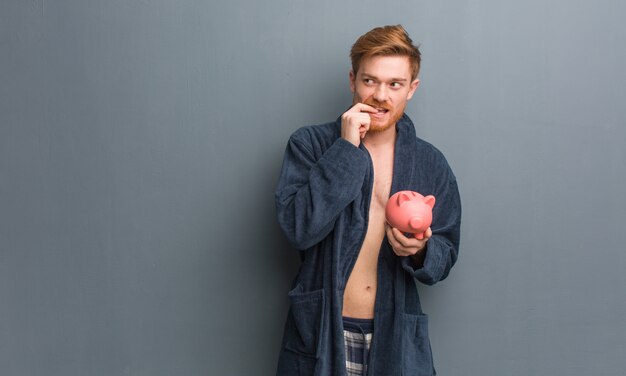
350;55;420;133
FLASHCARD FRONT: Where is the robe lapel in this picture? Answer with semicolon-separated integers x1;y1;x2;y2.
390;114;417;196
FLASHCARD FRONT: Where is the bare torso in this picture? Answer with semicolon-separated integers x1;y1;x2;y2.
342;142;394;319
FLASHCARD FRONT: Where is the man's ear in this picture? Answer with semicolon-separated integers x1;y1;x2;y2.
349;70;356;93
406;78;420;100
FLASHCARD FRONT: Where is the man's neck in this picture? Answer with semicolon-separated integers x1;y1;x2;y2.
363;124;397;150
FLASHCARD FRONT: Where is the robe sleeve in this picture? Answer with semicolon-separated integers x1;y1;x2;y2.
275;132;369;250
401;166;462;285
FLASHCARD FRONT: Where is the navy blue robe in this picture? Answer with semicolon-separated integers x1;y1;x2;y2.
275;114;461;376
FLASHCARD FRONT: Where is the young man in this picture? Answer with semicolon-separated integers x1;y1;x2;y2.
275;25;461;376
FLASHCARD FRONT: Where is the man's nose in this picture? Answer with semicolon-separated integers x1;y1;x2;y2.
373;84;388;102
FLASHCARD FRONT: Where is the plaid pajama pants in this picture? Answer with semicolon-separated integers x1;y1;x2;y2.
343;317;374;376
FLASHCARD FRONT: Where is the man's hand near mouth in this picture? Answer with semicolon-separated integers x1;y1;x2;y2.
341;103;378;147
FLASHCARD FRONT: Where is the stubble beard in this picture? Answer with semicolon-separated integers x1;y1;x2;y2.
356;96;406;133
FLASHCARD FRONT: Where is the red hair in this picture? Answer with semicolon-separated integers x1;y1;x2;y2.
350;25;421;80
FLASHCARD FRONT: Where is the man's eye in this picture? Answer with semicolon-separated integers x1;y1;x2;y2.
390;82;402;88
364;79;374;84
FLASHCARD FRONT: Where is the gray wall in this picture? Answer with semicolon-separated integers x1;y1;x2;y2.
2;1;625;375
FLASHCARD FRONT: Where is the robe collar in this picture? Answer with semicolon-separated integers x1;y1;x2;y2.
389;113;417;195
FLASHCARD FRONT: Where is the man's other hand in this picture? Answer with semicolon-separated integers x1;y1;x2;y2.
386;224;431;261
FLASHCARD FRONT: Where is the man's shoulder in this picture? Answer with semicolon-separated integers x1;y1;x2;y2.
398;113;456;181
289;118;341;148
414;136;444;159
413;135;455;178
399;113;447;161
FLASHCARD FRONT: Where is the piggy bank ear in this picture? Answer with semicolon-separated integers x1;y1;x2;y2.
398;192;412;206
424;195;436;209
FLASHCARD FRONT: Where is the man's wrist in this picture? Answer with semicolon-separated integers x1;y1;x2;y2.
409;247;426;268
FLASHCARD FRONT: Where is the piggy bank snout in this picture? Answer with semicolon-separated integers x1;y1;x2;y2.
409;216;423;231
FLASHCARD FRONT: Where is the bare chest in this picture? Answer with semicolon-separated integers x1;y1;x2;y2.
341;148;394;318
370;152;394;210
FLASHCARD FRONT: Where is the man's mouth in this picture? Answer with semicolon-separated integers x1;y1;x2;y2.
363;100;392;117
372;107;389;117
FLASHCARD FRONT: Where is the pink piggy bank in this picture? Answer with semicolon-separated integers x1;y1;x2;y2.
385;191;436;240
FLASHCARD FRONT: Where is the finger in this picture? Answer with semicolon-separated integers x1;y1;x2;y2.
386;226;402;249
388;228;419;256
352;103;378;113
346;112;370;126
392;227;418;248
424;227;433;239
385;225;397;243
358;115;371;128
346;112;371;121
